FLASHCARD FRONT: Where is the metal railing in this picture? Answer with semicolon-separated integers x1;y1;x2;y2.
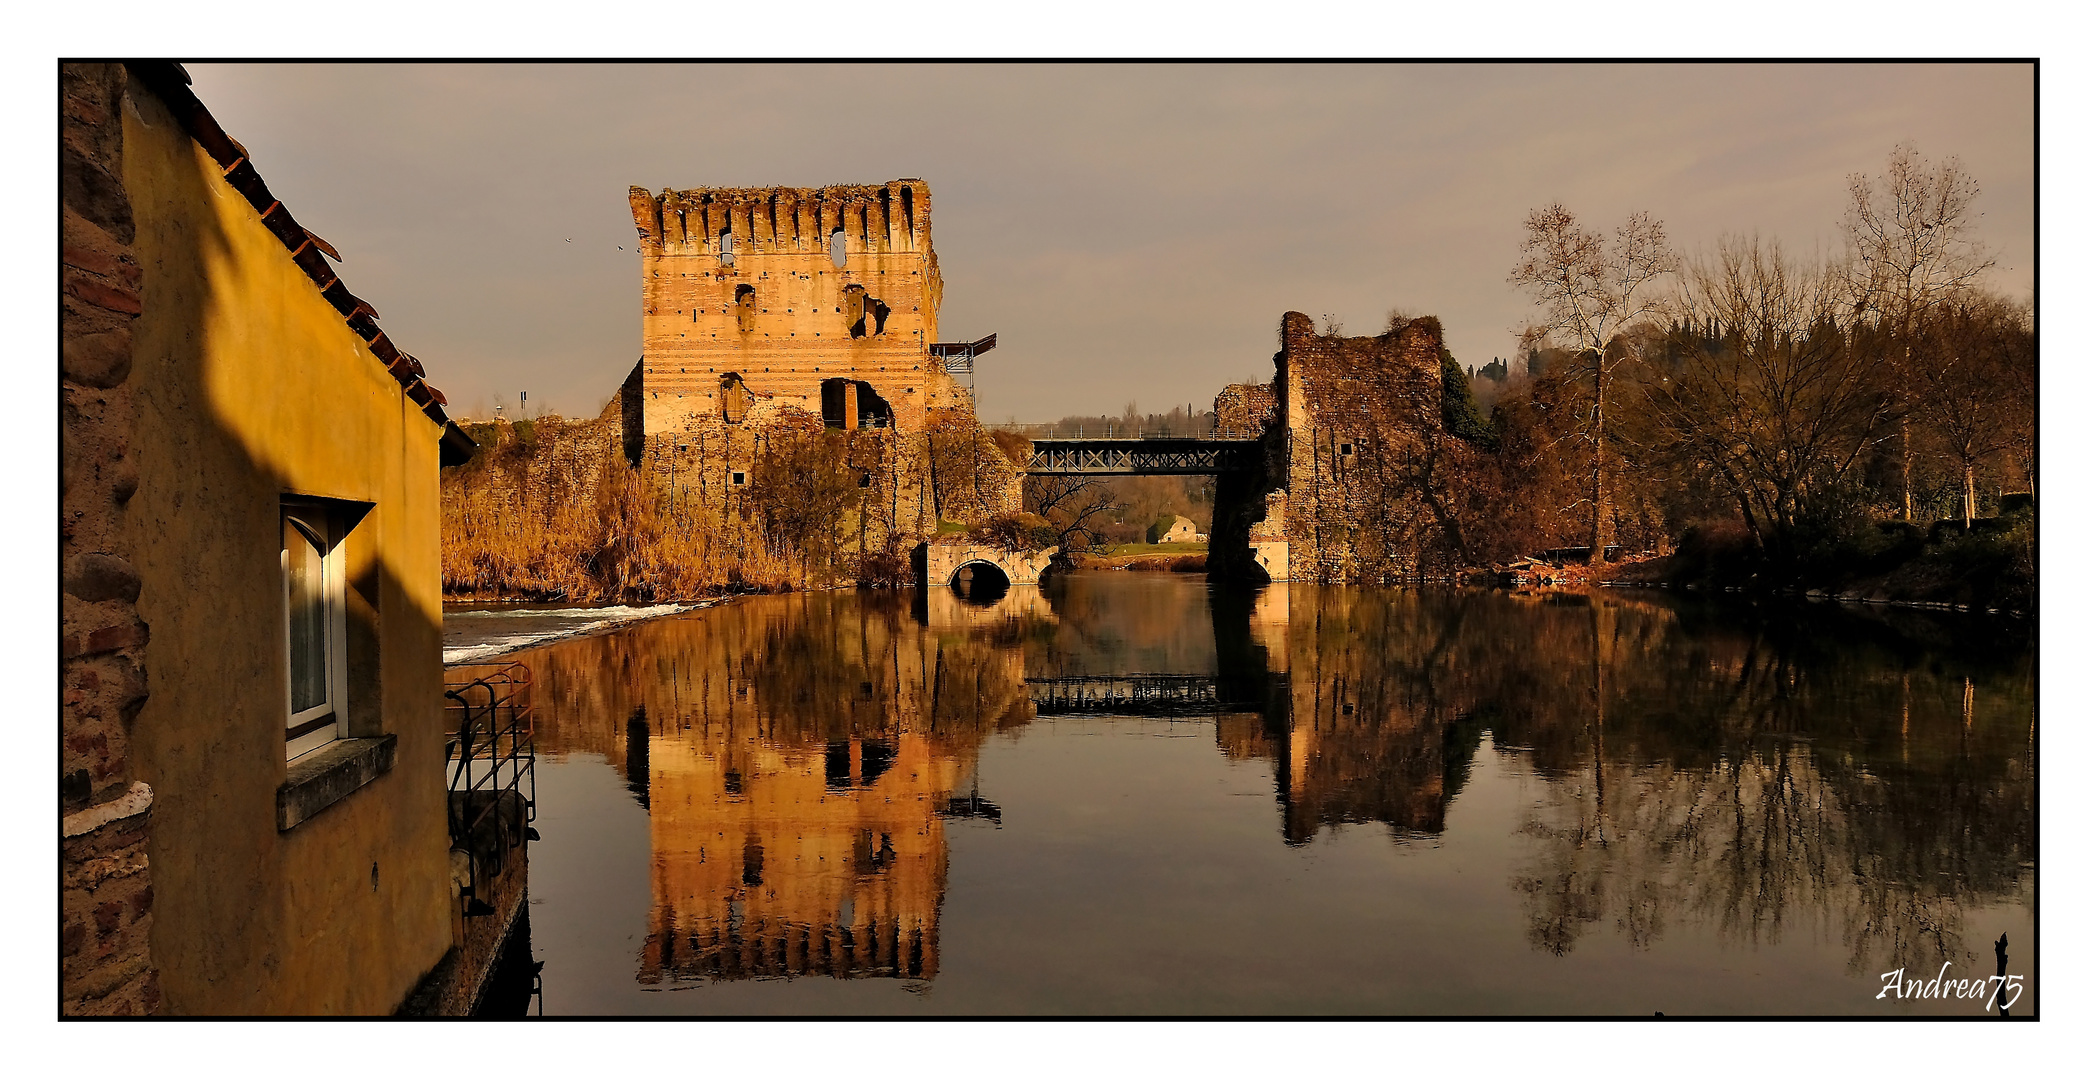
444;662;536;918
1024;437;1262;476
1027;674;1223;715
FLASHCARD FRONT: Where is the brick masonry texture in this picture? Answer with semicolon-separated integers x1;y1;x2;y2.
429;179;1023;599
59;63;160;1015
627;181;968;440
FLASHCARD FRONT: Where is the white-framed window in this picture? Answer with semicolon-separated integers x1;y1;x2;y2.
283;506;348;760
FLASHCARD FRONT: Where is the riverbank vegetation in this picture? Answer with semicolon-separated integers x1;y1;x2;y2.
1389;144;2033;610
440;408;1026;602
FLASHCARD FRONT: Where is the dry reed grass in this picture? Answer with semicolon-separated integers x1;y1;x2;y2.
441;425;795;602
441;412;1022;603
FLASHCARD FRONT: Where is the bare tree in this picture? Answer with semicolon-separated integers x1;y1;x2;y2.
1510;205;1675;563
1638;236;1890;563
746;420;858;585
1842;143;1996;521
1909;295;2032;527
1025;474;1122;554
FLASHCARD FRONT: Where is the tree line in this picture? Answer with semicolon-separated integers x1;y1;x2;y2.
1419;143;2031;602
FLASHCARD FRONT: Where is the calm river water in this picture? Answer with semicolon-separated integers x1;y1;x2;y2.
485;573;2035;1015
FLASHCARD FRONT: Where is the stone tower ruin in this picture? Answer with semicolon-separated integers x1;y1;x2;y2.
1209;311;1452;583
624;180;976;441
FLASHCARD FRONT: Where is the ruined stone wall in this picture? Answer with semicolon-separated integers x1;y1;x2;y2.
1208;378;1289;582
627;181;968;440
1213;381;1278;438
1209;312;1470;584
607;357;644;464
922;537;1057;587
1276;311;1457;582
60;62;160;1016
627;409;961;558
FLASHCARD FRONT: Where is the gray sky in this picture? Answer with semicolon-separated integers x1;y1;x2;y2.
186;63;2034;423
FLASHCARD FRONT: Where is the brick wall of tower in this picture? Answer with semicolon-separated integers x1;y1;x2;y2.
627;181;966;440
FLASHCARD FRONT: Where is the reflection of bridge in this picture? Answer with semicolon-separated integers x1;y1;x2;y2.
1025;438;1261;476
1026;674;1273;717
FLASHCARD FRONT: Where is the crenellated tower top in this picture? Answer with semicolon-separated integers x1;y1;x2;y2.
628;180;934;267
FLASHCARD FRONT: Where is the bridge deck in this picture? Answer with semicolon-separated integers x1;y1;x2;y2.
1026;438;1260;476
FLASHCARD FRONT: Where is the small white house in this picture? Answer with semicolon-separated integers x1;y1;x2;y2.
1149;515;1201;544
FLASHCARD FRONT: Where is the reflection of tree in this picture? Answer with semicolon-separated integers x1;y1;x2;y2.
1496;595;2033;976
1229;583;2032;975
518;575;2033;990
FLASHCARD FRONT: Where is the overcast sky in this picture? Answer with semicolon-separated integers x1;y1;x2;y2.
185;63;2034;423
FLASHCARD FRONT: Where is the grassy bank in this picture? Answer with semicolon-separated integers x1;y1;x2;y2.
1065;543;1208;573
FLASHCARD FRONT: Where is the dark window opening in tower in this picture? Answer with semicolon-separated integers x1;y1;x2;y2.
858;740;895;787
719;227;735;267
741;834;764;887
821;378;892;430
721;372;753;423
735;284;757;332
824;741;853;790
854;381;893;429
843;284;868;338
830;227;847;269
821;378;849;429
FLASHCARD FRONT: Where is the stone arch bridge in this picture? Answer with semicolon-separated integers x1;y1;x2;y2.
921;433;1285;588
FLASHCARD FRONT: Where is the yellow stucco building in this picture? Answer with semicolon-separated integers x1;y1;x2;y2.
61;63;481;1014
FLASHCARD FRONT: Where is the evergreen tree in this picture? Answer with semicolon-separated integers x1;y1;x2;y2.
1439;345;1498;449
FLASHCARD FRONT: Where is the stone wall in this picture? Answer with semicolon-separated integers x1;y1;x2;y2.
920;537;1058;587
1213;380;1278;438
60;61;160;1016
1209;312;1473;584
627;181;968;440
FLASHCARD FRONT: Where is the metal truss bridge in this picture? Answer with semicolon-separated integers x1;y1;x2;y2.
1026;675;1266;717
1025;438;1261;476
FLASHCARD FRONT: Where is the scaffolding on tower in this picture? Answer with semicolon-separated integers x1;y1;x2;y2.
927;333;997;407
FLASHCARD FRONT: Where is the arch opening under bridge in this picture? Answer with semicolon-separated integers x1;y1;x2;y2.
950;560;1012;604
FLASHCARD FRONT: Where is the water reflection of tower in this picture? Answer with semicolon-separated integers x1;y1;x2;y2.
608;592;1035;985
1215;584;1478;844
639;725;953;983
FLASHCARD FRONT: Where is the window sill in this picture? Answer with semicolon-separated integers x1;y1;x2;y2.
278;734;396;832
